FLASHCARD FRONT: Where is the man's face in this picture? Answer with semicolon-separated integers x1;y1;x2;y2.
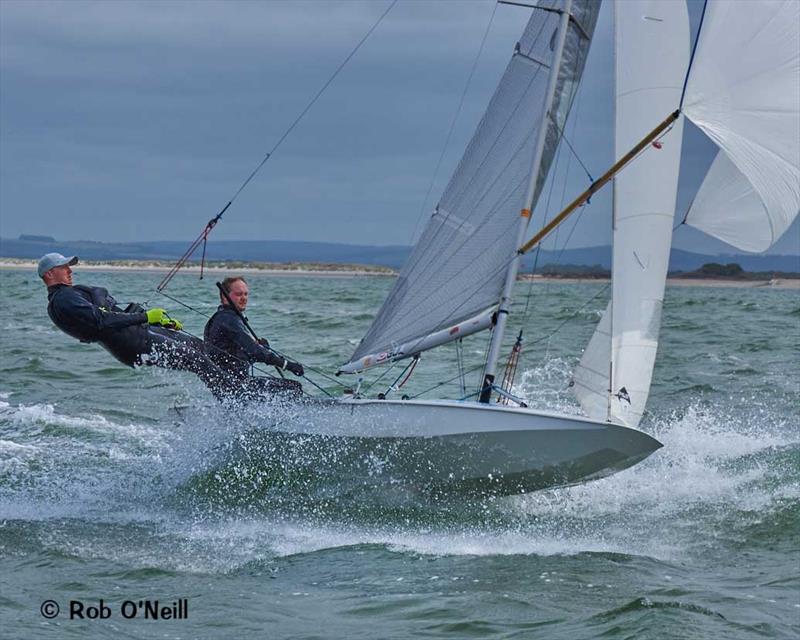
226;280;249;312
44;264;73;287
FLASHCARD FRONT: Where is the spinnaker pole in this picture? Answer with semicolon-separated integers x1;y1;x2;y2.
517;109;681;256
479;0;574;403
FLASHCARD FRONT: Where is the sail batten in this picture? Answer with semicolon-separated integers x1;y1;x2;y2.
342;0;600;372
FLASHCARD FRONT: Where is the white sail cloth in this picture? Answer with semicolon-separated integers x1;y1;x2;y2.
573;0;689;426
683;0;800;252
343;0;599;372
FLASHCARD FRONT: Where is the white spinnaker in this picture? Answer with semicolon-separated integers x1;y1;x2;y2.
683;0;800;252
573;0;688;426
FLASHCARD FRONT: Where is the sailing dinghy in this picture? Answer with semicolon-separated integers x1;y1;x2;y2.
289;0;798;497
194;0;795;497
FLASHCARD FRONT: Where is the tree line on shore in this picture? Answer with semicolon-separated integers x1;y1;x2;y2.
533;262;799;280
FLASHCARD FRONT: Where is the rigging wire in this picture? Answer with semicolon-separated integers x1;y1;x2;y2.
497;330;523;403
523;112;571;312
406;272;607;401
476;318;495;397
549;74;586;261
410;362;487;400
363;360;399;394
494;125;567;396
675;186;699;231
156;0;397;293
526;281;609;347
397;356;419;388
455;338;467;398
679;0;709;110
408;1;499;244
505;35;588;384
382;356;419;397
558;131;594;183
521;121;677;258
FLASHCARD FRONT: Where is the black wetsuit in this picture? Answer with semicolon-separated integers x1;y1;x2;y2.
46;284;231;395
203;304;302;399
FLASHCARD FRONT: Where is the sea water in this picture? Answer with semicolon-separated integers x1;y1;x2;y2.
0;268;797;639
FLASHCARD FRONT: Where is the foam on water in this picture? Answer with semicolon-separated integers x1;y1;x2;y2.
257;399;793;563
0;367;797;574
513;357;583;415
0;439;40;475
0;440;38;454
549;403;794;511
1;398;152;438
0;395;181;522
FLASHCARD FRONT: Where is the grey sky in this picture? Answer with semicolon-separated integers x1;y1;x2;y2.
1;0;797;255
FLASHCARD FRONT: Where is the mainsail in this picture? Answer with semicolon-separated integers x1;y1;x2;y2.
573;0;689;426
682;0;800;252
342;0;600;373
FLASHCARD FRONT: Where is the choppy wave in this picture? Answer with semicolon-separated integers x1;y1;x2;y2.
1;272;798;638
1;390;797;575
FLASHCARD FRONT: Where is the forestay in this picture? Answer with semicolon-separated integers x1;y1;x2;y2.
342;0;599;373
682;0;800;252
572;0;689;426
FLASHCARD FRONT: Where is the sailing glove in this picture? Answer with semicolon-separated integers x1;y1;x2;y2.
285;361;304;377
145;308;183;331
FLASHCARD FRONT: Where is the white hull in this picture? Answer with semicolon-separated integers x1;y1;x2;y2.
264;398;662;496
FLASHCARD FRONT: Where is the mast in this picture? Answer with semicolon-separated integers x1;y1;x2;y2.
479;0;574;403
607;0;617;423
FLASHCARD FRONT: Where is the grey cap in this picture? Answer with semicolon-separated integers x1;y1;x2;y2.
38;253;79;278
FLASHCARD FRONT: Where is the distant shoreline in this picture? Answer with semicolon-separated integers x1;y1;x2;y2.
0;259;395;278
4;259;799;288
528;276;800;289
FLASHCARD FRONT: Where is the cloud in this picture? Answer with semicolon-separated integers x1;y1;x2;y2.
3;0;778;255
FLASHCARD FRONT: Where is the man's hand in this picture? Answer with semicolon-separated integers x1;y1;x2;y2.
146;308;183;331
257;337;270;348
286;361;304;377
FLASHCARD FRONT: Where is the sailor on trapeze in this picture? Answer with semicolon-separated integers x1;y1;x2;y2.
39;252;235;397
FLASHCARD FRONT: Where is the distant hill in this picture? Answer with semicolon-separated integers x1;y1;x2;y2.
0;237;411;268
2;236;798;273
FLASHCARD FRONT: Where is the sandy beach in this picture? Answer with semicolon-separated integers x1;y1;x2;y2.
2;259;798;288
0;259;395;278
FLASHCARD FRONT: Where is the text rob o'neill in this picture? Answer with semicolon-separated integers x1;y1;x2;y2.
41;598;189;620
